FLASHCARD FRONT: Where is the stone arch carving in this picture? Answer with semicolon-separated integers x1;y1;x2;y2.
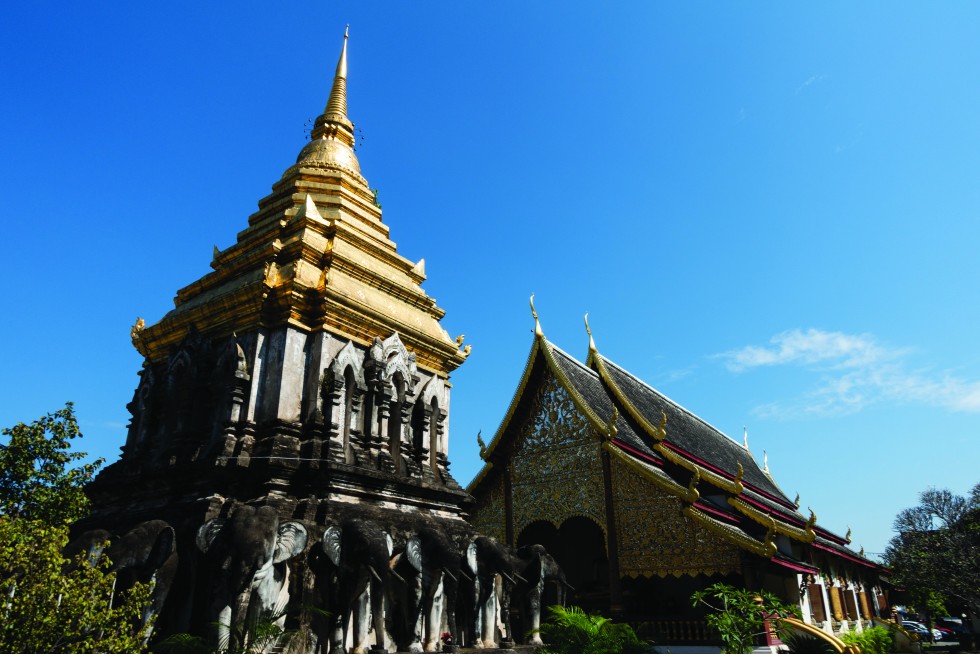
380;332;418;396
327;340;365;388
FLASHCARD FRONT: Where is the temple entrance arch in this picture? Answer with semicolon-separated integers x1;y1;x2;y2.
518;516;608;614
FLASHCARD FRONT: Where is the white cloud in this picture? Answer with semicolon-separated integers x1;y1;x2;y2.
718;328;891;372
717;329;980;417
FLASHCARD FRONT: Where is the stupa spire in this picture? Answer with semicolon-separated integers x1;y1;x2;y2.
296;26;360;174
322;25;349;124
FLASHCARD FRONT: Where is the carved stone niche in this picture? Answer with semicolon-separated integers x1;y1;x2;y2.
321;340;367;466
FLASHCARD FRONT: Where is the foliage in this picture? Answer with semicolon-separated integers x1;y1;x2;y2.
883;485;980;616
0;402;102;525
535;604;647;654
0;404;152;653
784;633;837;654
154;611;293;654
840;625;894;654
691;582;797;654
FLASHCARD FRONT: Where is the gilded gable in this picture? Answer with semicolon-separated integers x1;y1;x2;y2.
511;372;606;539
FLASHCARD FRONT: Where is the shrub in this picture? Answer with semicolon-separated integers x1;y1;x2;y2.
840;626;894;654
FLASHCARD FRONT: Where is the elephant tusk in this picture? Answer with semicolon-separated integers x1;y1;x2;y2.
368;565;384;584
442;567;458;583
563;581;576;591
390;568;406;584
514;573;528;584
501;572;517;585
458;568;473;582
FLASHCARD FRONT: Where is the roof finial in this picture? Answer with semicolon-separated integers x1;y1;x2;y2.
743;426;749;450
530;294;543;338
763;449;769;474
584;312;596;353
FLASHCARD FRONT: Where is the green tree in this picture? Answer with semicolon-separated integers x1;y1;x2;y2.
691;583;797;654
0;403;151;653
535;605;647;654
883;485;980;618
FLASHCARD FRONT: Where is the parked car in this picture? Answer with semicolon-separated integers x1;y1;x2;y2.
934;626;956;640
902;621;943;641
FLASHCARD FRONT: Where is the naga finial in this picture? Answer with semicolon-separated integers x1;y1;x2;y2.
845;526;852;544
805;508;817;541
794;492;801;508
764;515;778;555
652;410;667;441
733;462;744;494
687;467;701;502
763;449;770;474
130;317;147;356
477;430;488;460
530;294;543;337
605;406;619;440
743;426;749;450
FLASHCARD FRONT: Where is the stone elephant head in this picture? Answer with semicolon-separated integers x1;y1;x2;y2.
196;505;308;652
65;520;178;646
314;520;398;654
392;526;469;652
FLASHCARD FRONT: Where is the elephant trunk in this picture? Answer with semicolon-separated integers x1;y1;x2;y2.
228;587;252;652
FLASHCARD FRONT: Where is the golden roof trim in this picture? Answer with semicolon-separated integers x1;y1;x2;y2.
591;348;667;440
603;441;693;501
728;496;816;543
653;442;745;495
684;505;775;558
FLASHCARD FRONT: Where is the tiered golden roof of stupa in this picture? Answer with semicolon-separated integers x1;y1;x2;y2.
136;30;467;376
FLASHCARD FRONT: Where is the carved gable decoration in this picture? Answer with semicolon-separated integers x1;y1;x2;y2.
380;332;419;393
511;371;606;538
612;458;742;578
327;339;366;388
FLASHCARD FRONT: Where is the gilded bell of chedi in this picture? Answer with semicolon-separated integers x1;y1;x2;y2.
134;30;468;376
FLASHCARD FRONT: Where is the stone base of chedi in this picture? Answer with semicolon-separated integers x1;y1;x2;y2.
76;32;565;653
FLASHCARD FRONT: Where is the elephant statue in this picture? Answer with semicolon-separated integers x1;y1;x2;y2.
511;543;570;646
64;520;178;646
313;519;399;654
391;526;468;652
196;505;308;652
465;536;524;649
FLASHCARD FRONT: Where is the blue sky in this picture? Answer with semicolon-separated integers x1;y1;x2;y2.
2;2;978;558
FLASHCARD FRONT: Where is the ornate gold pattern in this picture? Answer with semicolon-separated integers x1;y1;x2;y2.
469;475;506;543
728;496;816;543
510;372;606;539
612;459;742;578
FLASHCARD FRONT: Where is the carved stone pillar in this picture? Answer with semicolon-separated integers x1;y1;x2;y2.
376;391;394;473
321;373;346;464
